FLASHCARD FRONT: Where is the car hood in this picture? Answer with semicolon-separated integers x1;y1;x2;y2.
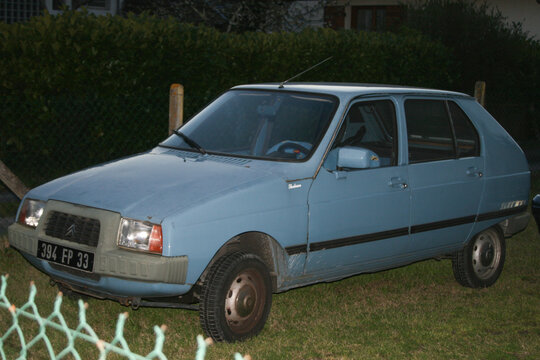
28;150;282;222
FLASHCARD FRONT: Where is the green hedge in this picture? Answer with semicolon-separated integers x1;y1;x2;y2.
0;10;454;99
1;11;457;185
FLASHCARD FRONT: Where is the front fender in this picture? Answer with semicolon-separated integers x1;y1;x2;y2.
163;177;312;285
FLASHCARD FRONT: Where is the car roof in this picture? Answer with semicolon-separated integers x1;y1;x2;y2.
232;82;472;98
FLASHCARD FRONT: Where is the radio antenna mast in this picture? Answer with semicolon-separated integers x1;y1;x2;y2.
279;56;333;89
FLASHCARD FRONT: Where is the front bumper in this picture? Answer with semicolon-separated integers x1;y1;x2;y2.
8;200;191;298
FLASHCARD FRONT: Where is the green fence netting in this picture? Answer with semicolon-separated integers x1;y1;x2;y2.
0;275;247;360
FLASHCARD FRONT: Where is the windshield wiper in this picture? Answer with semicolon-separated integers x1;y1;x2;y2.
172;130;207;155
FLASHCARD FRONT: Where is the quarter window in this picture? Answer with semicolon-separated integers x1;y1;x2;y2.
448;101;480;157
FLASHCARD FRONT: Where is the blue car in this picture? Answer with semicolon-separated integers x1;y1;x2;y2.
9;84;530;342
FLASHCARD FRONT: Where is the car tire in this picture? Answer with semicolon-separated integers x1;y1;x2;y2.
452;227;506;288
199;252;272;342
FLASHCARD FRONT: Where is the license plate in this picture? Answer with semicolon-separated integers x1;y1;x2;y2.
37;240;94;272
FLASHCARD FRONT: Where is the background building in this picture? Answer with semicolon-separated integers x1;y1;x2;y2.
1;0;124;23
324;0;540;39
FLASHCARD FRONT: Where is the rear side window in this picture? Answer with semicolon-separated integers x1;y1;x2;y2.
405;100;455;163
405;99;480;163
448;101;480;157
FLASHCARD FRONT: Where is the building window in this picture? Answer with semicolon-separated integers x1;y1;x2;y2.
324;6;346;30
351;5;403;32
53;0;111;11
85;0;110;10
1;0;43;24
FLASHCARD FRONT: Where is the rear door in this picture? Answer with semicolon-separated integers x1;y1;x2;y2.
404;98;484;255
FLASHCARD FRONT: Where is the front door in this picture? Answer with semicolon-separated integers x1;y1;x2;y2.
306;98;411;275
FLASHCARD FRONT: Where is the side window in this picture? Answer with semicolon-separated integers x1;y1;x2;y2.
405;99;455;163
448;101;480;157
333;100;397;167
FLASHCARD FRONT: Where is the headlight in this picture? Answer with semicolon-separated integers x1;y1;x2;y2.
17;199;45;228
117;218;163;254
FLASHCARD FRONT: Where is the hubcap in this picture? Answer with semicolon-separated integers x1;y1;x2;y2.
472;231;501;280
235;285;256;317
480;243;494;266
224;268;265;333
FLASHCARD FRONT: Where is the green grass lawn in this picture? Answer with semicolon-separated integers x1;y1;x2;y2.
1;176;539;359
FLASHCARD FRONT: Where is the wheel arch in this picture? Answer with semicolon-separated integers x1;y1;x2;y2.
197;231;286;293
468;221;506;246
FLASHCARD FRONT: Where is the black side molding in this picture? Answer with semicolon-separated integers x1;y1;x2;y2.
285;205;529;255
309;227;409;252
285;244;308;255
476;205;528;222
411;215;476;234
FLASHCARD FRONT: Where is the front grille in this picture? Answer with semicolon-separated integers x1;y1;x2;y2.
45;211;100;247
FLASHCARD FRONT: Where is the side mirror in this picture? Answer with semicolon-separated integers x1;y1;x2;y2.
337;147;380;169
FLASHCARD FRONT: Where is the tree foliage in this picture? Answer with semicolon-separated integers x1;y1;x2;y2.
122;0;327;33
403;0;540;101
402;0;540;141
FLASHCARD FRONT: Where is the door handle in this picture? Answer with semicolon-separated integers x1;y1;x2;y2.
389;177;408;189
466;167;483;177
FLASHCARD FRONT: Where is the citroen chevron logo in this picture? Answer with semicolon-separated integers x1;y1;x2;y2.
65;224;76;238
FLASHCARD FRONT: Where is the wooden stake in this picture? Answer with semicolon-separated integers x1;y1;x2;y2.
0;160;28;199
169;84;184;135
474;81;486;107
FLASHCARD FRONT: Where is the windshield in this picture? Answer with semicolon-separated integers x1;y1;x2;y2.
160;89;338;161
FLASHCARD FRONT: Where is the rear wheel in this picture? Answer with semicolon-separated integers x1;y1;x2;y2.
199;252;272;342
452;227;505;288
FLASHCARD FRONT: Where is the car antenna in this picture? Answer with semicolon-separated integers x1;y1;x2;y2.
279;56;333;89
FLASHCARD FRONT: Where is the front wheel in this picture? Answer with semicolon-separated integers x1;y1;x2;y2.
199;252;272;342
452;227;506;288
